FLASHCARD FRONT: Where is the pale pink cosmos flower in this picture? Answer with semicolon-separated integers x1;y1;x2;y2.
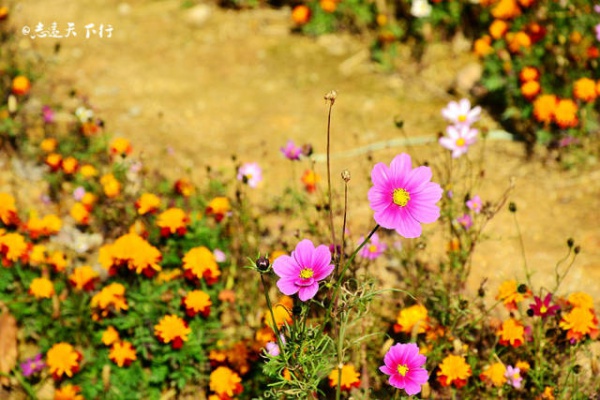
505;365;522;388
456;214;473;230
441;98;481;127
280;140;303;161
368;153;442;238
358;232;387;260
272;239;334;301
73;186;86;201
439;125;478;158
213;249;226;263
237;162;263;188
466;195;482;214
379;343;428;395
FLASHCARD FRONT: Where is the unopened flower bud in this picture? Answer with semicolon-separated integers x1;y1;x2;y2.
341;170;350;182
324;90;337;105
567;238;574;248
508;202;517;213
574;246;581;254
517;284;528;294
256;256;270;272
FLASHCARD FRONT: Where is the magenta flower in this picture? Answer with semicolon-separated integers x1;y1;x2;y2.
20;353;45;377
273;239;334;301
358;232;387;260
505;365;522;388
456;214;473;230
42;105;55;124
596;24;600;42
280;140;303;161
237;162;263;188
441;98;481;127
529;293;560;318
466;195;482;213
439;125;478;158
379;343;428;395
368;153;442;238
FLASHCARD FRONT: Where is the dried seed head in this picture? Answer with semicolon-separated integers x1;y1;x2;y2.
324;90;337;105
341;169;351;182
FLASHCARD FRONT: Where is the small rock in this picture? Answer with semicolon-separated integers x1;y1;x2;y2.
185;4;212;28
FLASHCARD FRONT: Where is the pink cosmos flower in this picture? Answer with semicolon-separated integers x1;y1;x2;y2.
439;125;478;158
237;162;263;188
213;249;226;263
368;153;442;238
358;232;387;260
466;195;482;213
280;140;303;161
456;214;472;230
596;24;600;42
73;186;86;201
42;105;55;124
505;365;522;388
20;353;45;377
272;239;334;301
441;98;481;127
379;343;428;395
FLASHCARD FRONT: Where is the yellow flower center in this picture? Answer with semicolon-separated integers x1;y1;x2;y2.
456;137;466;147
397;364;409;376
458;114;467;122
540;305;547;314
369;244;378;253
299;268;314;279
392;188;410;207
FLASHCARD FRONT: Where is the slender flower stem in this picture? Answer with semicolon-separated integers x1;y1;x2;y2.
260;274;286;357
338;178;349;276
512;213;533;288
325;98;337;259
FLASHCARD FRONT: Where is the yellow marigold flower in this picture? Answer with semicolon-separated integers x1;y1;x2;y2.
320;0;337;12
559;307;599;342
517;0;534;7
541;386;555;400
206;197;230;222
596;80;600;96
81;192;97;208
45;153;62;172
157;208;189;237
255;326;276;347
156;268;181;283
183;290;212;317
269;250;287;263
28;244;46;266
102;326;120;346
174;178;195;197
474;35;493;57
12;75;31;96
567;292;594;310
489;19;508;39
519;66;539;83
91;283;129;319
40;138;58;153
265;296;294;329
497;318;525;347
394;304;429;334
42;214;62;236
79;164;98;178
68;265;99;291
496;280;528;311
46;343;82;379
479;362;506;387
209;349;228;364
54;384;84;400
328;364;361;391
136;193;161;215
569;31;582;44
0;232;29;266
521;80;540;100
154;314;191;349
110;137;132;157
573;78;597;102
0;193;20;227
301;169;321;193
554;99;578;129
209;366;243;398
100;174;121;198
182;246;221;285
109;341;137;367
29;277;55;299
61;156;78;174
376;13;387;26
47;251;67;273
70;203;89;225
101;233;162;277
507;31;531;53
515;360;530;373
533;94;557;124
437;355;471;388
491;0;521;19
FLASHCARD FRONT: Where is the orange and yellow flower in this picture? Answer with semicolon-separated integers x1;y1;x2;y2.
45;153;62;172
559;307;599;342
533;94;557;124
70;203;90;225
474;35;493;57
135;193;161;215
497;318;525;347
292;5;311;25
521;80;540;100
47;250;68;273
46;343;82;380
496;280;529;311
12;76;31;96
437;354;471;388
68;265;99;291
154;314;191;349
519;66;539;83
156;208;189;237
29;277;55;299
301;169;321;193
479;362;507;387
328;364;361;391
393;304;429;334
209;366;243;399
61;156;78;174
102;326;120;346
554;99;578;129
40;138;57;153
489;19;508;39
54;384;84;400
79;164;98;178
109;341;137;367
182;246;221;285
573;78;597;103
0;193;20;227
491;0;521;19
183;290;212;317
567;292;594;310
110;137;132;157
0;232;29;267
100;174;121;198
91;283;129;319
99;233;162;277
206;197;230;222
507;31;531;53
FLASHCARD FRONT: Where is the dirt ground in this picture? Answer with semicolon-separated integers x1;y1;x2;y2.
8;0;600;305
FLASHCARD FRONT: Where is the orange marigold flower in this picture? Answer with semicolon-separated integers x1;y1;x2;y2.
79;164;98;178
291;5;311;25
47;251;67;273
328;364;361;391
29;277;55;299
54;384;84;400
533;94;557;124
554;99;578;129
154;314;191;349
70;203;90;225
507;31;531;53
437;355;471;388
28;244;47;266
182;246;221;284
174;178;195;197
183;290;212;317
40;138;57;153
102;326;120;346
46;343;82;380
100;233;162;277
255;326;276;347
0;232;29;267
109;137;132;157
393;304;429;334
320;0;337;12
0;193;20;227
515;360;530;373
156;208;189;237
519;66;539;83
567;292;594;310
209;366;243;398
491;0;521;19
521;80;540;100
496;280;529;311
206;197;230;222
301;169;321;193
135;193;161;215
497;318;525;347
489;19;509;39
68;265;99;291
541;386;555;400
109;341;137;367
265;296;294;329
12;76;31;96
42;214;62;236
61;156;78;174
91;283;129;318
479;362;506;387
573;78;597;102
81;193;97;209
45;153;62;172
100;174;121;198
474;35;493;57
517;0;534;7
156;268;181;283
559;307;599;342
569;31;582;44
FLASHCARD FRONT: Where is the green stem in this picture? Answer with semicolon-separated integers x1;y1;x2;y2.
325;100;337;259
512;212;533;288
260;274;286;357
